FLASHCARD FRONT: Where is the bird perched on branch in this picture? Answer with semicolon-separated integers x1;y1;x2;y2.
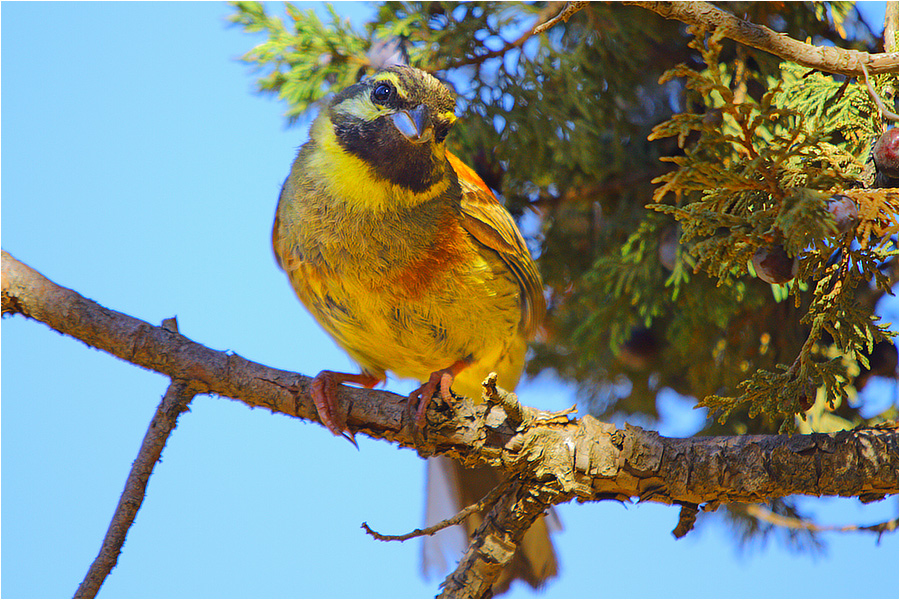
272;65;556;591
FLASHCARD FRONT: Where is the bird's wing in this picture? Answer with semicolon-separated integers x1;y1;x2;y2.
448;152;545;336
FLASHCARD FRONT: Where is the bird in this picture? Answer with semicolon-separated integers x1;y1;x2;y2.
272;64;556;591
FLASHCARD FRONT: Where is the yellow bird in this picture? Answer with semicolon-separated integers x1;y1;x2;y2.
273;65;556;590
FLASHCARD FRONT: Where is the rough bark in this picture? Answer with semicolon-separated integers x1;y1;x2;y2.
618;1;899;77
4;250;898;597
3;248;897;502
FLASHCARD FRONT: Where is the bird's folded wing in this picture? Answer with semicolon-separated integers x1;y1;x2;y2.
448;152;546;336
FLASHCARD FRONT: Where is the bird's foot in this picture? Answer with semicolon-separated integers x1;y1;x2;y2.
310;370;382;447
407;361;468;430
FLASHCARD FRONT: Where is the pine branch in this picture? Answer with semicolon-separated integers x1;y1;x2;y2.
622;0;899;77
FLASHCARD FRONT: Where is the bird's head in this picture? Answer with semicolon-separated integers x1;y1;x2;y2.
326;66;457;194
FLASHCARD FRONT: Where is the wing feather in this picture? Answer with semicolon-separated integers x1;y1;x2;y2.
448;152;545;336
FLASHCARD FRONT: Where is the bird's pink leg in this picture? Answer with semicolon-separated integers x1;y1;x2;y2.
310;371;382;443
408;360;469;428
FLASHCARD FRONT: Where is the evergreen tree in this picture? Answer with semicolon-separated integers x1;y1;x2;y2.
229;0;898;552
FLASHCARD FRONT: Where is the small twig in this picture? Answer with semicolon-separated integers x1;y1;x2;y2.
859;61;900;122
450;3;560;69
829;76;853;107
672;503;700;539
362;478;512;542
73;379;202;599
533;1;589;34
739;504;900;539
482;372;527;427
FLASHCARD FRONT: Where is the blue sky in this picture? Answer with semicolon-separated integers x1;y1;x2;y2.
2;2;897;598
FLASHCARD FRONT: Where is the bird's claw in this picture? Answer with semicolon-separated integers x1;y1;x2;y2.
340;429;359;449
407;368;455;430
310;370;361;448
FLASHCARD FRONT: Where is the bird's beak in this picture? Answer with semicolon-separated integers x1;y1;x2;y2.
390;104;433;144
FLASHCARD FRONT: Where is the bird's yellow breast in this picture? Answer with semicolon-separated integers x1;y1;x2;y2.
273;157;527;396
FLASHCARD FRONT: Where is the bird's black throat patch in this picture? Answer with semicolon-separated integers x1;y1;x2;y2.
332;114;444;194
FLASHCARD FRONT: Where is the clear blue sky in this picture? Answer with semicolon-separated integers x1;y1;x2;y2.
2;2;897;598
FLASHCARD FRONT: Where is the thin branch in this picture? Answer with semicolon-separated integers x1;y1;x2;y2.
622;1;899;77
449;3;560;69
860;61;900;122
73;378;202;599
533;1;589;35
362;480;511;542
737;503;900;538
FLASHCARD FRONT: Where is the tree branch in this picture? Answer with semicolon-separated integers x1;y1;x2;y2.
3;249;897;503
533;1;589;35
885;1;898;54
436;480;564;599
860;61;900;122
362;479;511;542
621;1;898;77
3;249;898;595
73;378;202;599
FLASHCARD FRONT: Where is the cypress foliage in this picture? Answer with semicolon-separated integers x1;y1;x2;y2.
230;1;898;548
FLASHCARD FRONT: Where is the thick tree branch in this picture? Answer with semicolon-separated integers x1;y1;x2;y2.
73;378;201;599
619;1;899;77
3;249;897;502
4;250;898;595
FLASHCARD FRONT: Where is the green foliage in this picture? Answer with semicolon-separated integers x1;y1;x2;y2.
645;25;897;432
229;1;369;122
778;62;879;155
231;0;898;549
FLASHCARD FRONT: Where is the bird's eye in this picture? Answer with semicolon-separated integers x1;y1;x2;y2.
372;83;394;104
